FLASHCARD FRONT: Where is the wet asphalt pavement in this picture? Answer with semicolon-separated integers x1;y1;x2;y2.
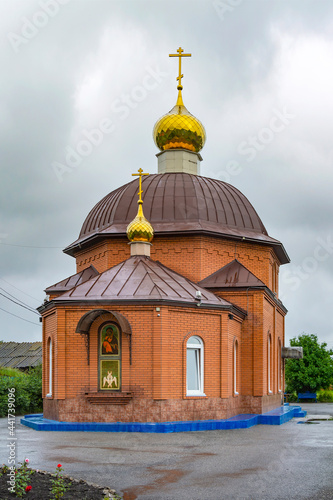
1;403;332;500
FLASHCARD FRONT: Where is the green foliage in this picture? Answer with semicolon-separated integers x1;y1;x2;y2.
285;334;333;394
27;363;43;413
0;464;9;477
50;464;71;500
317;389;333;402
0;363;42;417
0;366;27;378
15;459;34;498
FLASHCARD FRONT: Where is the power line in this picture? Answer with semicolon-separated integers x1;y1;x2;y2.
0;306;41;326
0;278;41;303
0;242;64;249
0;292;40;316
0;286;37;311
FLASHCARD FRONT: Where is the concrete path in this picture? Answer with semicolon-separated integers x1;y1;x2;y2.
1;403;333;500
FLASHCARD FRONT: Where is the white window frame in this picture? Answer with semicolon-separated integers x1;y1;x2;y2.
46;338;52;397
268;335;272;394
234;340;239;395
186;336;205;396
278;338;282;393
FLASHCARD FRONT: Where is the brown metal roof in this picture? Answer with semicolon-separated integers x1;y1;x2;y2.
0;342;42;369
52;256;242;313
45;265;99;294
199;260;266;289
64;174;289;264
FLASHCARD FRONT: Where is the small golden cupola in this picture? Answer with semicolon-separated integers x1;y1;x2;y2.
153;47;206;175
127;168;154;256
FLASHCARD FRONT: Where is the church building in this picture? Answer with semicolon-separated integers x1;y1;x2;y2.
39;48;289;424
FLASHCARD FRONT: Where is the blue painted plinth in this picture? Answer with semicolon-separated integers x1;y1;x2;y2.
20;405;306;433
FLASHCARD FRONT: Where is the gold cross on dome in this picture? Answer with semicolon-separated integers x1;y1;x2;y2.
169;46;191;90
132;168;149;203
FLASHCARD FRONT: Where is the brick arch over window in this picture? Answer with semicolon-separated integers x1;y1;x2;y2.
75;309;132;364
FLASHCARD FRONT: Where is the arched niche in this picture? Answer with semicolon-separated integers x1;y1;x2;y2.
75;309;132;364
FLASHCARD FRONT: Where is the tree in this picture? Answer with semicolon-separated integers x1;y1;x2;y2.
285;333;333;394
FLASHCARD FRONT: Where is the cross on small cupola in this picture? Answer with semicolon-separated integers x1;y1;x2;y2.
132;168;149;204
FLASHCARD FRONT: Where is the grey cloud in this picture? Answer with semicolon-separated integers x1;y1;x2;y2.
1;0;333;346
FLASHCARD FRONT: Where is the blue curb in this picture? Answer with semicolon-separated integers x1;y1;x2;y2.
20;405;306;433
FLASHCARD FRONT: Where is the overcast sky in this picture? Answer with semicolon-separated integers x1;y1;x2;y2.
1;0;333;350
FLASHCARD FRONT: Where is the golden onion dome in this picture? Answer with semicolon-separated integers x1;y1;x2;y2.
153;89;206;153
126;201;154;243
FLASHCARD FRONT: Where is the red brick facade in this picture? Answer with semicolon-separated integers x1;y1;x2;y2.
42;230;286;423
75;235;280;297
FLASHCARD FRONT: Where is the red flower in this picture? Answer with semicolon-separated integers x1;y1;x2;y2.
57;464;62;468
25;485;32;492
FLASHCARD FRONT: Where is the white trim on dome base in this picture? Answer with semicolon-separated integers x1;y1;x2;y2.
129;241;152;257
156;149;202;175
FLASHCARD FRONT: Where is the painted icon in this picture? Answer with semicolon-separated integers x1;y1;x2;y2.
101;324;119;356
100;360;120;390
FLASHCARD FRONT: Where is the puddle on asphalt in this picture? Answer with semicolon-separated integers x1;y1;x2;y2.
297;417;333;424
122;467;187;500
47;456;97;464
308;418;333;421
121;464;263;499
298;421;320;424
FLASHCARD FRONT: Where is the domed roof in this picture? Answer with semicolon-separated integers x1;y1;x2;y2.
64;173;289;264
153;91;206;153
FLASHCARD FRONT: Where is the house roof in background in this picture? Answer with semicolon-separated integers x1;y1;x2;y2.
0;342;42;369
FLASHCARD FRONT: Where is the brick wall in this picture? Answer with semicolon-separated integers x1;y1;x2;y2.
45;393;282;423
215;289;285;399
75;234;280;293
42;298;284;423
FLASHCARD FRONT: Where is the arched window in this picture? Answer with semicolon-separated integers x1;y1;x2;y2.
278;338;282;393
186;336;204;396
272;262;278;294
268;334;272;393
46;338;52;397
234;340;239;395
99;323;121;391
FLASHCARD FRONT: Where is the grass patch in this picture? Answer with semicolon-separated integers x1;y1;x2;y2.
317;389;333;402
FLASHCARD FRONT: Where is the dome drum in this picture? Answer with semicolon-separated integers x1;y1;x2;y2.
157;149;202;175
